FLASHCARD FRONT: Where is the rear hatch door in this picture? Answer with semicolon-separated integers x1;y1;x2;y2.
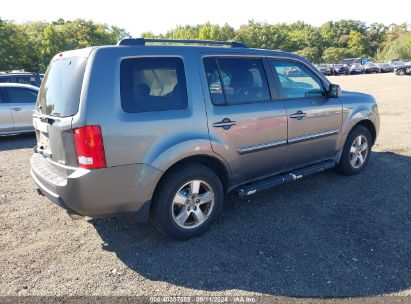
33;51;89;167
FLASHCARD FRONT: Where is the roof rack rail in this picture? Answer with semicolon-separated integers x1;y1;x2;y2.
116;38;248;48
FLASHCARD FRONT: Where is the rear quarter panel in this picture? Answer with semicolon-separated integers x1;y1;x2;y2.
75;47;216;172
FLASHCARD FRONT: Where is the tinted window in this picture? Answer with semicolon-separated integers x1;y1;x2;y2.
120;57;188;113
203;58;225;105
0;77;12;83
0;89;5;103
272;60;325;99
204;58;270;105
15;76;34;85
38;57;87;117
4;87;38;103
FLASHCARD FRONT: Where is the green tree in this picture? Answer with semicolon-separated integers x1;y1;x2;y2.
377;33;411;61
0;18;410;72
366;23;387;57
235;21;290;50
347;30;366;56
40;19;130;70
322;47;353;63
294;47;320;63
0;19;19;70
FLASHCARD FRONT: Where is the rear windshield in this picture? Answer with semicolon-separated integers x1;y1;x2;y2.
37;57;87;117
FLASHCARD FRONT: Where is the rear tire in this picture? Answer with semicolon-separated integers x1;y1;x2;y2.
336;125;372;176
151;163;224;240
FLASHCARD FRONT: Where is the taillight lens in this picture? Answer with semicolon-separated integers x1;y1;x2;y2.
73;125;106;169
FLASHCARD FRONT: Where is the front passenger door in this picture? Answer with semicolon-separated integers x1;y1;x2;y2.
269;59;342;171
202;56;287;185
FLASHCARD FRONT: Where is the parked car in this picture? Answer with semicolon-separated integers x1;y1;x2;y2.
317;64;334;76
284;66;304;77
0;83;38;135
341;57;370;67
349;64;365;75
364;63;379;74
376;63;394;73
333;64;349;75
0;71;44;87
30;38;379;240
391;61;405;68
394;63;411;76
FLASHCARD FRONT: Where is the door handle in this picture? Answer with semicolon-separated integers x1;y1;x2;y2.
11;107;22;111
213;118;236;130
290;110;306;120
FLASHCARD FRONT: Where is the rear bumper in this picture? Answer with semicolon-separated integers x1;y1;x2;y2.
30;153;162;219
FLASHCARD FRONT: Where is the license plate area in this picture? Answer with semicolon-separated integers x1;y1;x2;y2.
33;117;52;157
39;132;50;152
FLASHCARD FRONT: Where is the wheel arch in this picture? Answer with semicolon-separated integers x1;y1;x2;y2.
153;154;231;196
336;118;377;163
355;119;377;146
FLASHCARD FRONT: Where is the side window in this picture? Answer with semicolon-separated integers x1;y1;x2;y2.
203;57;270;105
0;77;12;83
4;87;38;103
0;89;5;103
120;57;188;113
15;76;33;85
203;58;225;105
271;60;325;99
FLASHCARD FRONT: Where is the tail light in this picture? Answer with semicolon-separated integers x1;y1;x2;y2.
73;125;106;169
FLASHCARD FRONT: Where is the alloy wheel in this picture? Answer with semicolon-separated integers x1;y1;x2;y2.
171;180;215;229
349;135;368;169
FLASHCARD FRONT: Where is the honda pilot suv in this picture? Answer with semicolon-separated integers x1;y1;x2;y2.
31;39;379;240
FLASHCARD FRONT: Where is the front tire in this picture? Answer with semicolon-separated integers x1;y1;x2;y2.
151;163;224;240
336;125;372;176
397;69;405;76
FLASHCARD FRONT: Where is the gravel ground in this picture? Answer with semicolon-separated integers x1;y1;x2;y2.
0;73;410;300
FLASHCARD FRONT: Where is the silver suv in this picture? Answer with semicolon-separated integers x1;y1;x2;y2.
30;39;379;240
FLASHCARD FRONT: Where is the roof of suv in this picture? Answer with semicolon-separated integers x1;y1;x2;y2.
52;39;307;63
112;44;300;59
0;83;39;90
0;71;41;76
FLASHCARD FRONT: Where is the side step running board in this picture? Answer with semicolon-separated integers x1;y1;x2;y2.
235;160;336;198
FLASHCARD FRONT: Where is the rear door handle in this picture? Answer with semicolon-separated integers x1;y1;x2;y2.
290;110;306;120
213;118;236;130
11;107;22;111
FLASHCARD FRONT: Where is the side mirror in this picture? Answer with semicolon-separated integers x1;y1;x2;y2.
328;84;341;98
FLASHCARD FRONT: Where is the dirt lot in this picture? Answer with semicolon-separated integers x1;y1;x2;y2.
0;73;410;300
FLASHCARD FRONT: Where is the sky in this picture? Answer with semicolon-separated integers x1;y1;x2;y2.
1;0;410;36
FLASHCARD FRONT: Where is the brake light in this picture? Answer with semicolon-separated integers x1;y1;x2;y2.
73;125;106;169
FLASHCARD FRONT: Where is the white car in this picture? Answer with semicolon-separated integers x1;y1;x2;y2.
0;83;39;135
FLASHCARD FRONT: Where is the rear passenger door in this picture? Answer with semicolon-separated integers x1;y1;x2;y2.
0;89;14;133
269;59;342;170
201;56;287;185
3;87;37;132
